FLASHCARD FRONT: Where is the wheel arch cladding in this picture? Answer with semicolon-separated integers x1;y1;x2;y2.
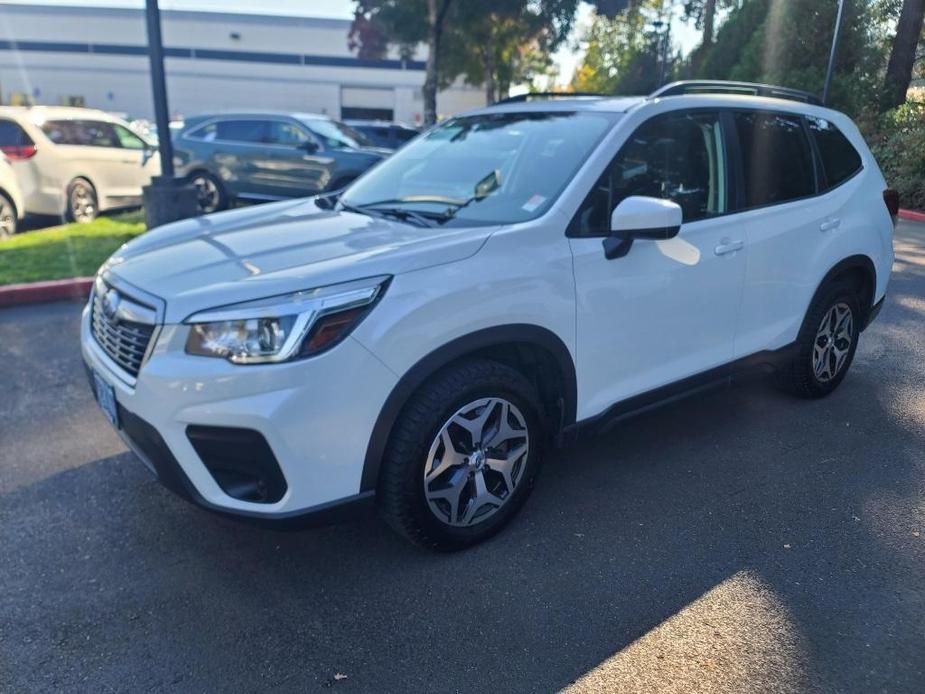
360;324;577;493
812;255;877;326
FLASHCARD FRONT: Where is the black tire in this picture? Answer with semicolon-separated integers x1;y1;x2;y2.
378;359;545;551
0;191;17;238
188;171;228;214
66;178;98;223
778;281;862;399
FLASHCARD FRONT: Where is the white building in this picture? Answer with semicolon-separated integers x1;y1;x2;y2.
0;3;485;124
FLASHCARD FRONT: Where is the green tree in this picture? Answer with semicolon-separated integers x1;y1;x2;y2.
443;0;579;104
350;1;634;123
698;0;885;112
350;0;453;125
882;0;925;107
572;1;677;95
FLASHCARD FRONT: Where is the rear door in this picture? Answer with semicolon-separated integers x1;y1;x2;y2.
730;110;832;357
41;120;129;205
569;110;748;418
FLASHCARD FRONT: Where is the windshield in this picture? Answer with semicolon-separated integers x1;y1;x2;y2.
299;118;373;149
340;111;617;226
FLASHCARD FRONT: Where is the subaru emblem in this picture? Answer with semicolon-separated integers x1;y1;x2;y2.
102;288;121;321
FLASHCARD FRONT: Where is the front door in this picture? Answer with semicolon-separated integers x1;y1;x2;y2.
569;110;748;420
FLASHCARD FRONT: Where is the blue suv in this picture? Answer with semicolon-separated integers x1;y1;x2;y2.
173;111;389;213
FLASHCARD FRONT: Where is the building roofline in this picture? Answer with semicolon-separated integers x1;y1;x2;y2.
0;3;353;29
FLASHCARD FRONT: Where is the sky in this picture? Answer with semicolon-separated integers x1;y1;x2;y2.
2;0;701;86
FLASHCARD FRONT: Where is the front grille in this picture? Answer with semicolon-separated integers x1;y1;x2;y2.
90;287;156;377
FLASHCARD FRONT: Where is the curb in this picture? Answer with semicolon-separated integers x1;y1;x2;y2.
0;276;93;308
898;208;925;223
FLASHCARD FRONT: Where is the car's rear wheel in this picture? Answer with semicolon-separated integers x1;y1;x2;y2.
189;171;227;214
378;359;544;551
66;178;98;223
779;281;861;398
0;192;17;238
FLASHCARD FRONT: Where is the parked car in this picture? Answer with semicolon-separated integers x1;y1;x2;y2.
0;106;159;223
83;81;894;550
173;111;390;214
344;119;419;151
0;152;25;238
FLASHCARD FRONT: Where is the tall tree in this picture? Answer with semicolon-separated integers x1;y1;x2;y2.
350;0;632;122
682;0;736;73
350;0;452;125
445;0;579;104
882;0;925;108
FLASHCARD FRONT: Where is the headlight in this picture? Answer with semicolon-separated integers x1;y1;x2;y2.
184;275;389;364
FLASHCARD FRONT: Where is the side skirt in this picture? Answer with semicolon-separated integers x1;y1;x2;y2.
563;342;798;441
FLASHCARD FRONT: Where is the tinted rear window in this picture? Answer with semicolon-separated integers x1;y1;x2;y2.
734;111;816;208
215;119;268;143
806;116;862;188
42;120;120;147
0;119;33;146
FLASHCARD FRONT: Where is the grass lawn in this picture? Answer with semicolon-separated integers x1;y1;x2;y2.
0;212;146;285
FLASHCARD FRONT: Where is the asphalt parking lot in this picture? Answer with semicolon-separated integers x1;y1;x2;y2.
1;221;923;693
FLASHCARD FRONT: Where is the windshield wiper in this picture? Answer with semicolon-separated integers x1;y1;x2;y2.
338;200;434;228
373;207;435;228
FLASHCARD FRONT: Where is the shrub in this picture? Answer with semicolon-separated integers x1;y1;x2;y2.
860;98;925;211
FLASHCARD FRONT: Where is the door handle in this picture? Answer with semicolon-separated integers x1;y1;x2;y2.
714;239;744;256
820;218;841;232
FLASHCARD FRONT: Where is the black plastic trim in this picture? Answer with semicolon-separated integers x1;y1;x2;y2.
566;343;799;438
111;398;374;528
186;425;288;504
862;296;885;330
359;324;577;492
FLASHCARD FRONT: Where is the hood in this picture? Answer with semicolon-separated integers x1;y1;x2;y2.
104;198;496;323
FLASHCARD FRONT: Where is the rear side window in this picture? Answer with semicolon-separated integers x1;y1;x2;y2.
806;116;862;188
215;119;267;143
0;119;33;147
734;111;816;208
42;120;120;148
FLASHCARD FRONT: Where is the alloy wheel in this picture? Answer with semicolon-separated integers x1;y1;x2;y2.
813;302;853;383
423;397;529;527
70;182;96;223
192;175;220;213
0;198;15;238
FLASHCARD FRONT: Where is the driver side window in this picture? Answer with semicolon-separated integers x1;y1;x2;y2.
569;111;727;237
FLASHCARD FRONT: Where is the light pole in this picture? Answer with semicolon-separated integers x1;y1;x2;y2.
142;0;198;228
822;0;846;105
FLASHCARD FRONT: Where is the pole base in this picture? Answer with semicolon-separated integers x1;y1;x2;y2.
142;176;199;229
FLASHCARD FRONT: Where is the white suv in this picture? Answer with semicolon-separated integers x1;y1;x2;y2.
81;82;895;550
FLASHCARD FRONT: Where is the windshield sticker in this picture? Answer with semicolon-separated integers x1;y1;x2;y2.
522;194;546;212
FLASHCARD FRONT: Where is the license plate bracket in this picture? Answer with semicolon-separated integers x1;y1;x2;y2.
92;371;120;429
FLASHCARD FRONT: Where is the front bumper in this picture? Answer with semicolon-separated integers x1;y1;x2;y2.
80;302;398;523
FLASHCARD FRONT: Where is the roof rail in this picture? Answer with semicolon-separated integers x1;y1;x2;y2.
649;80;822;106
495;91;606;105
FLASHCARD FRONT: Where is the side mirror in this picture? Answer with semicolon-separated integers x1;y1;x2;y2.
300;140;320;154
603;196;682;260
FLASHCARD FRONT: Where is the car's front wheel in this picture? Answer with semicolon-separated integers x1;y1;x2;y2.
378;359;544;551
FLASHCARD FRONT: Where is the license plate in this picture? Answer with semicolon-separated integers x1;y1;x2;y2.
92;371;120;429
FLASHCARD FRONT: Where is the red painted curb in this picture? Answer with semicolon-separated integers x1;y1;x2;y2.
898;208;925;223
0;276;93;308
